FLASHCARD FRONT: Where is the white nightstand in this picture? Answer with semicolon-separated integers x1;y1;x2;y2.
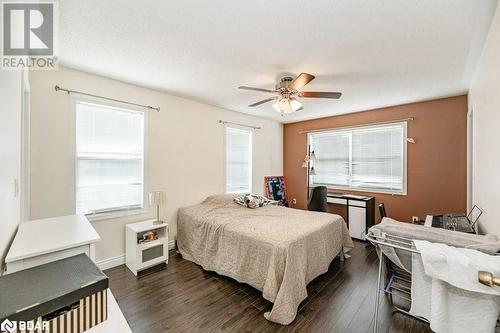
125;220;168;276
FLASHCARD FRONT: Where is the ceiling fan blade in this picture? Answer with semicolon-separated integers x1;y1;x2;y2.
238;86;276;93
299;91;342;99
289;73;315;91
248;97;277;107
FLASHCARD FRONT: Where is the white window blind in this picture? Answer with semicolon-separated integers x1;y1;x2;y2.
309;122;406;194
225;126;252;193
76;101;145;215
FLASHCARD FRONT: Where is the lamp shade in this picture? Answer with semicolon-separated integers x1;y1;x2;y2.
149;191;165;206
272;98;302;114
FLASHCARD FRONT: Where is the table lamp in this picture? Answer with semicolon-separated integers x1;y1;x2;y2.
149;191;165;225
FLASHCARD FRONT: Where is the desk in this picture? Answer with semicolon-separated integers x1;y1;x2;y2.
327;193;375;240
5;214;100;274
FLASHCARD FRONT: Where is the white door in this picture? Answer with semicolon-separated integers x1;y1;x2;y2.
0;71;22;273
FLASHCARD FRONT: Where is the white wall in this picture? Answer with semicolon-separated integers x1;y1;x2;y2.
469;2;500;236
0;71;22;273
29;66;283;263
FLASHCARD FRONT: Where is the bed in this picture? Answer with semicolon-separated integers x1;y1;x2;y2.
177;194;354;325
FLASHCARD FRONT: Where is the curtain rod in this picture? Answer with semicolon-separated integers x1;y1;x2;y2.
219;120;261;130
54;85;160;112
298;117;414;134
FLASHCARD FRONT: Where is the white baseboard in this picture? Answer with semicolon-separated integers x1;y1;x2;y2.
97;239;176;270
97;255;125;270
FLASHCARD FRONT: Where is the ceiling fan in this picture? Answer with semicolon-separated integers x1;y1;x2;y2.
238;73;341;115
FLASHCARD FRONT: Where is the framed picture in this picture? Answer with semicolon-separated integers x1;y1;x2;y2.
264;176;289;207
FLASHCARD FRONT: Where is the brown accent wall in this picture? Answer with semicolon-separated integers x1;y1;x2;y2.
284;95;468;223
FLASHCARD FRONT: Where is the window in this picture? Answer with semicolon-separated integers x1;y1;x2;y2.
75;101;145;215
308;122;406;194
225;126;252;193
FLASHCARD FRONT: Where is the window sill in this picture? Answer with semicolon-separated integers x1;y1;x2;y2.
86;208;149;222
226;190;251;194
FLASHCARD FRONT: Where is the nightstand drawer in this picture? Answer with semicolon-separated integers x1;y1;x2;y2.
140;243;166;263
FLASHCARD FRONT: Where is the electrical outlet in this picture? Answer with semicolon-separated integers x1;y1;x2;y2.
412;216;419;223
291;198;297;205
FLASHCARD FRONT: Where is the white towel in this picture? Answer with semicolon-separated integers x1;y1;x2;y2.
410;240;500;333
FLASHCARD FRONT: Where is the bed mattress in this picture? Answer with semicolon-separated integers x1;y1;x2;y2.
177;194;353;325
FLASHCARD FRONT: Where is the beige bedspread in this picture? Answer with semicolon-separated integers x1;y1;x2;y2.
177;195;353;325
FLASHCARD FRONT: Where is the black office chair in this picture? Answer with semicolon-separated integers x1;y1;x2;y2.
379;203;387;219
308;186;328;212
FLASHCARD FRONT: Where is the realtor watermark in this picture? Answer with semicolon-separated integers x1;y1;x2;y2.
1;318;49;332
1;1;58;70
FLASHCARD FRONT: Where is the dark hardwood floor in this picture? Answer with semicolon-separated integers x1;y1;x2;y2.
105;241;432;333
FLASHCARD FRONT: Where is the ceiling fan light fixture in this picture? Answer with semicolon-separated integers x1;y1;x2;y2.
273;98;302;114
272;100;280;113
290;99;302;111
240;72;341;115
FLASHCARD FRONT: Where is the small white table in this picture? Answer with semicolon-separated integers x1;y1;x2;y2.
5;214;100;274
126;220;168;276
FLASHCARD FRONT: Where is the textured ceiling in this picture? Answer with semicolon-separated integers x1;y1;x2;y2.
59;0;498;123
